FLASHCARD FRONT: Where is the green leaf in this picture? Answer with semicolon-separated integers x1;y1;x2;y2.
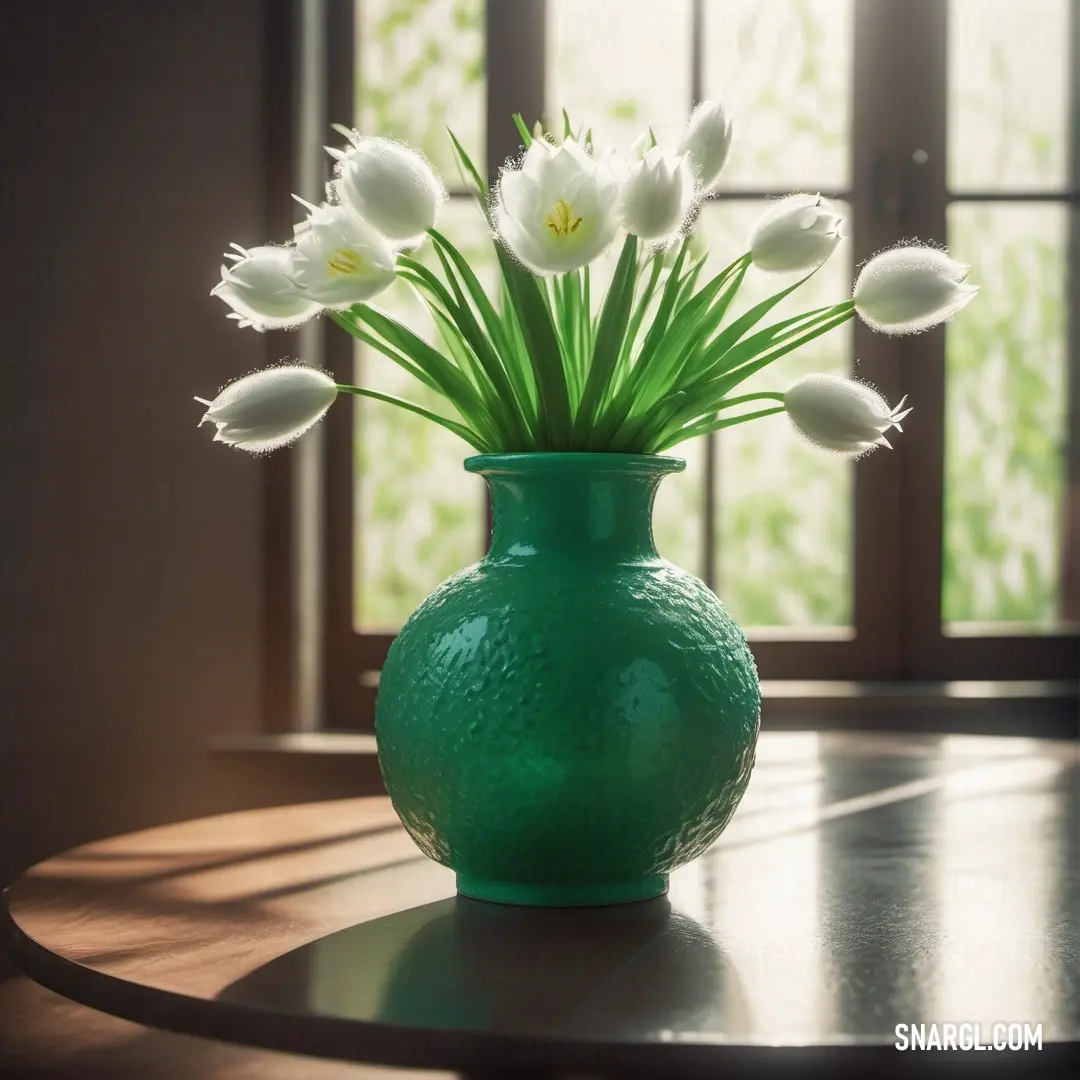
690;302;854;389
446;126;487;201
579;264;594;360
496;246;573;449
555;272;583;409
394;270;497;403
562;107;574;141
425;303;511;443
673;249;709;309
705;308;856;399
426;227;539;438
609;253;750;448
681;270;835;387
589;239;692;446
346;303;494;435
637;251;745;397
327;309;441;393
655;258;751;393
512;112;533;147
574;234;640;445
615;249;665;388
396;255;466;324
426;241;534;449
499;280;537;421
645;308;855;449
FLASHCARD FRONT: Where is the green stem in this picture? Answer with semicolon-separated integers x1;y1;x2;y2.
715;391;786;409
334;384;493;452
649;405;786;453
327;309;441;394
638;307;855;451
582;264;592;356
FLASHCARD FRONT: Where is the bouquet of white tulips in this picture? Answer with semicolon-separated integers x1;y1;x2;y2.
198;104;978;457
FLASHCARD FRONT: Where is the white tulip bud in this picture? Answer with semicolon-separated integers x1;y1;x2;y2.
678;99;733;195
750;193;844;273
619;148;695;243
195;366;338;454
329;133;446;244
211;244;322;332
784;372;911;457
854;245;978;335
287;202;397;310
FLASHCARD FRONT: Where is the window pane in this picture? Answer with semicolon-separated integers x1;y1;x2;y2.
943;203;1069;630
547;0;692;152
696;201;854;629
703;0;853;193
653;433;706;579
353;198;494;632
947;0;1070;193
355;0;485;187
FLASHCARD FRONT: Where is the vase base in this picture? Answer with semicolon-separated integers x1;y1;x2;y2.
455;872;669;907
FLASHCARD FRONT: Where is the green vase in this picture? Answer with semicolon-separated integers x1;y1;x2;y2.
375;452;760;907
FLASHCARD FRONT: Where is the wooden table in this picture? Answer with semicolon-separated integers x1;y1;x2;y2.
4;731;1079;1078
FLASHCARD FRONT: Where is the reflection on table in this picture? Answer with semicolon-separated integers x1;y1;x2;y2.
5;731;1078;1072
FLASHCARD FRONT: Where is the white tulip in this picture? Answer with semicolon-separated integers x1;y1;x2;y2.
678;99;733;195
493;136;622;276
750;193;844;273
629;130;653;162
784;372;912;457
211;244;322;332
854;245;979;335
328;132;446;244
195;366;338;454
287;202;397;310
619;147;695;243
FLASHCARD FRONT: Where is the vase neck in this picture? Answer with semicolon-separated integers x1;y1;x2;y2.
469;456;682;565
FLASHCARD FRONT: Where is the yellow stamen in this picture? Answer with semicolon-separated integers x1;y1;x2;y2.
545;199;583;237
328;247;361;276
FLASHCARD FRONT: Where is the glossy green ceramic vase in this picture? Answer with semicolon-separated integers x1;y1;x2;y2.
375;453;760;907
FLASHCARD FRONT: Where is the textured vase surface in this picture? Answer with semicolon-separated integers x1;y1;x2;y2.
375;452;761;907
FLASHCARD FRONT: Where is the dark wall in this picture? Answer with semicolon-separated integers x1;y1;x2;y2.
0;1;306;890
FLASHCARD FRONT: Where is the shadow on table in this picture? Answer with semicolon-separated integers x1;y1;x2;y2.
221;894;749;1045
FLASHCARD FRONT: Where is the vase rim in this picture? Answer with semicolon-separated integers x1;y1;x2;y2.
464;451;686;477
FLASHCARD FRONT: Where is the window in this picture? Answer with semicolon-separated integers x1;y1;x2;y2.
289;0;1079;731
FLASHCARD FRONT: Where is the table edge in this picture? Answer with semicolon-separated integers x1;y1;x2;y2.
4;890;1076;1077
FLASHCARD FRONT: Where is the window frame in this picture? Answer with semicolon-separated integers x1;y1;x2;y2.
868;0;1080;681
276;0;1079;732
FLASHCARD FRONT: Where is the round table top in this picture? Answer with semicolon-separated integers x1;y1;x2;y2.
4;731;1079;1078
